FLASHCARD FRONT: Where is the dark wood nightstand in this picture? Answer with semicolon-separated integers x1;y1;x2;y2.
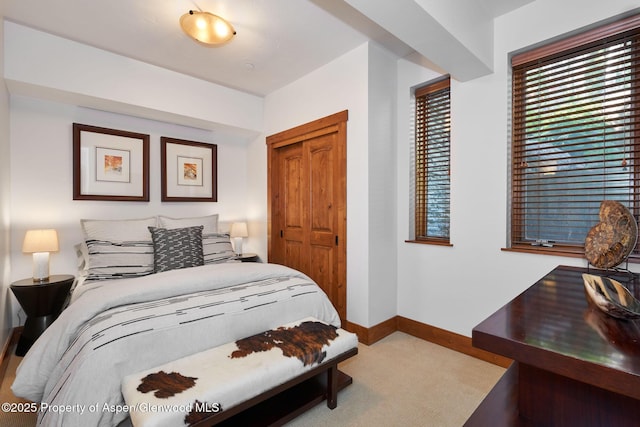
11;274;74;356
237;253;259;262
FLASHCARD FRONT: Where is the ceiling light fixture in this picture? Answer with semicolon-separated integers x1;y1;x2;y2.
180;10;236;46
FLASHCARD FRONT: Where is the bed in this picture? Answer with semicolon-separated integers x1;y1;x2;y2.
11;215;342;427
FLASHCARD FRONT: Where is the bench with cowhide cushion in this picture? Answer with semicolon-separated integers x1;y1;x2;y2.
122;317;358;427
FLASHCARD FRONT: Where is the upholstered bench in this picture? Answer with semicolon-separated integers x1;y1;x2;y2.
122;317;358;427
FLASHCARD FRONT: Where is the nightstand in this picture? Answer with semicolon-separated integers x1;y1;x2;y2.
237;253;259;262
11;274;74;356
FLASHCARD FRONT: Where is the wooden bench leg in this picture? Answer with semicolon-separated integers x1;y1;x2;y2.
327;363;338;409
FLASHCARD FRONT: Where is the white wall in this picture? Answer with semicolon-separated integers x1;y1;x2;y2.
9;96;253;278
367;44;398;326
0;17;13;347
3;23;265;328
260;42;400;327
3;22;262;135
245;135;269;260
396;0;640;336
8;96;253;323
414;0;494;71
5;0;640;339
262;43;373;326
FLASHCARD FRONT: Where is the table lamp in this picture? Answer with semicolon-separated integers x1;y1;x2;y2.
230;222;248;256
22;229;59;282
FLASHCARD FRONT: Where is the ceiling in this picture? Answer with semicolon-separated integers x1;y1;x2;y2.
1;0;534;96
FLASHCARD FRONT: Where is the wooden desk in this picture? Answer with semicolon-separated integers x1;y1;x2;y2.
466;265;640;426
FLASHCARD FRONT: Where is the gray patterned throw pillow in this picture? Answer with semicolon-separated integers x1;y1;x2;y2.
148;226;204;273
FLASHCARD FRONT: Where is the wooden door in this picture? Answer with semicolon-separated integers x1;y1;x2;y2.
278;142;306;274
267;111;347;320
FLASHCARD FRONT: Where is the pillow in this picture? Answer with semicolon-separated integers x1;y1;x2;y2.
148;226;204;273
203;233;237;264
81;217;157;281
157;214;218;233
74;241;89;273
158;214;228;263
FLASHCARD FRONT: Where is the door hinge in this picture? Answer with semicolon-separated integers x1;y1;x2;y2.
335;235;338;246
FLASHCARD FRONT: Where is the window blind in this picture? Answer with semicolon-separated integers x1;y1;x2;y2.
415;77;451;242
511;19;640;257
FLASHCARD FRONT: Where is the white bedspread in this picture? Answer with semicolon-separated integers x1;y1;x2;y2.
11;263;340;427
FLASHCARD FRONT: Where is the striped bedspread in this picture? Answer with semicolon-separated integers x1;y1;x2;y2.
11;263;340;427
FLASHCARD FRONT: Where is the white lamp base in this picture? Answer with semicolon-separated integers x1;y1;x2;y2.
233;237;243;256
32;252;50;282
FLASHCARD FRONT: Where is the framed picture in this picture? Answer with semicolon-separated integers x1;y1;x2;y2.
161;137;217;202
73;123;150;201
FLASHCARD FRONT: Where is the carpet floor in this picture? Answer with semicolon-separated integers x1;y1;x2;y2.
0;331;504;426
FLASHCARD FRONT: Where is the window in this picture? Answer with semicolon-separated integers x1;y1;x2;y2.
414;76;451;244
510;16;640;258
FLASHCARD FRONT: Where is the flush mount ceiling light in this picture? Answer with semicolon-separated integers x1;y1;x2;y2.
180;10;236;46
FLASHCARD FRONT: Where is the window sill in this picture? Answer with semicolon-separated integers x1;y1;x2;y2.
405;239;453;247
502;246;640;264
501;246;584;258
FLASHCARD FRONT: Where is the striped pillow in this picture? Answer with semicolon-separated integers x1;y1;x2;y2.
203;233;237;264
81;217;156;281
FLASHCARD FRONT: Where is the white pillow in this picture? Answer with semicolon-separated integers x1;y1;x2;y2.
81;217;157;281
157;214;218;233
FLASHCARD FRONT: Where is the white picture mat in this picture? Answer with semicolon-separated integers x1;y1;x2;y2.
165;142;213;198
79;131;144;197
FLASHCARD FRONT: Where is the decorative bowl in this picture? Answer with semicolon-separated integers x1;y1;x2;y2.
582;273;640;320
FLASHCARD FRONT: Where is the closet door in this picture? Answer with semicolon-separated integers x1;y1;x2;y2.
267;111;347;320
277;142;307;275
307;131;342;309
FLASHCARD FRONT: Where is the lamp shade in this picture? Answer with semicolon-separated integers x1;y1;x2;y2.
230;222;248;238
22;229;59;253
180;10;236;46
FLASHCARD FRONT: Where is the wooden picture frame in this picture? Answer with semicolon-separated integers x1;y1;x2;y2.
73;123;150;201
161;137;218;202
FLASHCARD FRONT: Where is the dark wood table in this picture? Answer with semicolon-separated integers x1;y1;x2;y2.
10;274;74;356
465;265;640;426
237;253;259;262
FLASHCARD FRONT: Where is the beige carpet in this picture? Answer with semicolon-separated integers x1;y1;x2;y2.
0;332;504;426
287;332;504;427
0;349;37;427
